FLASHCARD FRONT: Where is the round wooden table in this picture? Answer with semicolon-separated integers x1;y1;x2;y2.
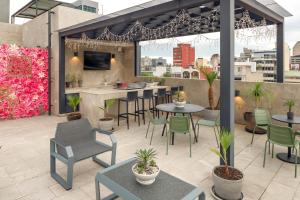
156;103;204;144
272;114;300;164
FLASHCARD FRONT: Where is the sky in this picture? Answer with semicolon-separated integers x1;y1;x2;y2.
10;0;300;60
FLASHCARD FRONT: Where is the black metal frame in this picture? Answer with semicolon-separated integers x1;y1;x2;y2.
58;0;290;166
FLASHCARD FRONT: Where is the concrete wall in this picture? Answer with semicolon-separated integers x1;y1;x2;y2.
0;0;10;23
137;77;300;128
0;22;22;45
65;45;135;87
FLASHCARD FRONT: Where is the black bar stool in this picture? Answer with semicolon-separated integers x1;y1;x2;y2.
179;85;184;91
118;91;140;129
166;86;179;103
154;88;167;118
138;89;154;124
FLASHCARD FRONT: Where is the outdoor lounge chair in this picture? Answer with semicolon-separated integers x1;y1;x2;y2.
50;118;117;190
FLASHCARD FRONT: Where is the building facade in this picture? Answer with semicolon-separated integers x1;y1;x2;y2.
291;55;300;70
73;0;99;13
173;43;195;68
293;41;300;56
0;0;10;23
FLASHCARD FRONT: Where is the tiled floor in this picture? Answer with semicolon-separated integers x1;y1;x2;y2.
0;115;300;200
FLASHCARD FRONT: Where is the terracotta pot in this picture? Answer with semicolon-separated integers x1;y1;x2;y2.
67;112;81;121
212;166;243;200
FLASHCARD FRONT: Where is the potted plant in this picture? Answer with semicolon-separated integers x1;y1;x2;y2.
132;148;160;185
65;74;72;88
284;99;295;120
200;68;218;110
173;91;186;108
98;99;115;131
77;74;83;87
245;83;268;134
210;130;243;200
66;95;81;121
71;75;77;88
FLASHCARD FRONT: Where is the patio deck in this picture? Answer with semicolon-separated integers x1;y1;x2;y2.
0;115;300;200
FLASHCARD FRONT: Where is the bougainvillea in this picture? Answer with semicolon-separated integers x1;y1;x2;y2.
0;44;48;119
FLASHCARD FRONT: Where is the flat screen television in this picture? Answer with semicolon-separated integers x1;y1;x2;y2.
84;51;111;70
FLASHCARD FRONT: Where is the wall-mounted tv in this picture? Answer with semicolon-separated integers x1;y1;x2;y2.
84;51;111;70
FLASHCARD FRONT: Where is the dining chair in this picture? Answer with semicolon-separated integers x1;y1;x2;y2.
195;109;220;147
145;110;168;145
263;124;299;178
167;116;192;157
251;108;271;145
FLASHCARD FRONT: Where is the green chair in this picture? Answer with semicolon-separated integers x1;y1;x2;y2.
196;110;220;147
145;110;168;145
263;124;299;178
167;116;192;157
251;108;271;145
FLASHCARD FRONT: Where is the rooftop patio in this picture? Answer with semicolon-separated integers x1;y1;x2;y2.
1;115;300;200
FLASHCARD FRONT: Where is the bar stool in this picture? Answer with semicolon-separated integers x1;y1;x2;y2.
179;85;184;91
138;89;155;124
118;91;140;129
154;88;167;118
166;86;179;103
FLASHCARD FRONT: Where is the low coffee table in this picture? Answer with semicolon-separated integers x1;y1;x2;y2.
95;158;205;200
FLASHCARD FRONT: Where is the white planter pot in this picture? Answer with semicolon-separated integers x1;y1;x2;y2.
98;117;114;131
212;166;243;200
132;163;160;185
173;100;186;108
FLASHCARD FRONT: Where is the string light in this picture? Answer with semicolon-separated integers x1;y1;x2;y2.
65;9;276;50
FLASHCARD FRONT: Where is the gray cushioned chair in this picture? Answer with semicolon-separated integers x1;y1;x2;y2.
50;118;117;190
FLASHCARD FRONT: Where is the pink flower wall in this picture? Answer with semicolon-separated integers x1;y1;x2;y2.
0;44;48;119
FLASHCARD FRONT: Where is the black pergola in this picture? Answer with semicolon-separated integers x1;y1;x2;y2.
58;0;291;165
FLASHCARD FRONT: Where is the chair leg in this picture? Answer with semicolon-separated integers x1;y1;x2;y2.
134;100;137;122
295;148;298;178
213;127;219;148
137;99;140;126
166;128;169;155
142;99;145;125
117;100;120;126
146;121;150;138
189;133;192;158
272;144;274;158
196;124;199;139
126;101;129;129
251;126;256;144
263;140;268;168
268;142;271;155
150;126;155;145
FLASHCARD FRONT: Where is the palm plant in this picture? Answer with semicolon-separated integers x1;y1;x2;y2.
284;99;295;112
201;68;218;110
99;99;115;117
210;129;234;177
135;148;157;174
249;83;265;108
67;95;80;112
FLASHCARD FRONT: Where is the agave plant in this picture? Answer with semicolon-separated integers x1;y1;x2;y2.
135;148;157;174
210;129;234;177
173;91;186;102
67;95;80;112
201;68;218;110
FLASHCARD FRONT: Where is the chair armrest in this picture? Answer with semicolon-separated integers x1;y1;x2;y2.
93;128;112;135
50;138;74;159
296;131;300;136
92;129;117;146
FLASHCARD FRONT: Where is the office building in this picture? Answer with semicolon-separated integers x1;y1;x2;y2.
173;43;195;68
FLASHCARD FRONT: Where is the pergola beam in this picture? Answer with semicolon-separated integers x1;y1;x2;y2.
277;22;284;83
